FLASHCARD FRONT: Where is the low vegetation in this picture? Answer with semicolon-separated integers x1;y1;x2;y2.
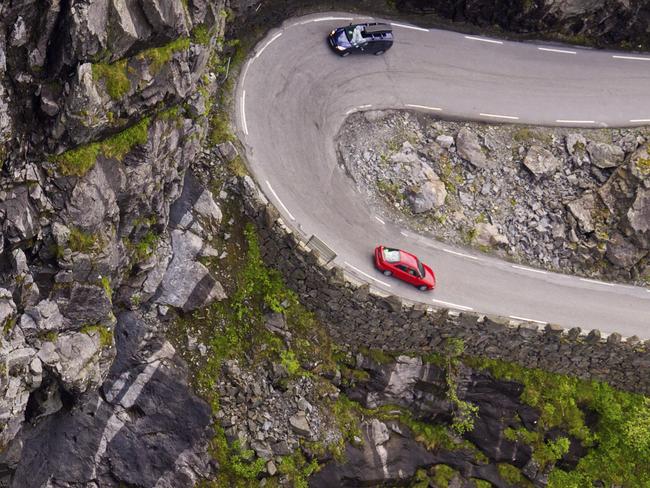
469;357;650;487
53;116;150;177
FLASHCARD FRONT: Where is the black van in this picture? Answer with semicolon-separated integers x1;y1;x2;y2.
327;22;393;57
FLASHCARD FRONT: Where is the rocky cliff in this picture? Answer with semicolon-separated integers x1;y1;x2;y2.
0;0;228;485
397;0;650;48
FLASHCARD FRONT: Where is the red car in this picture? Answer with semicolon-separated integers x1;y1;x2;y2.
374;246;436;290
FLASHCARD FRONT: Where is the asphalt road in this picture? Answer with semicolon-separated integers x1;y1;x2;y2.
235;13;650;337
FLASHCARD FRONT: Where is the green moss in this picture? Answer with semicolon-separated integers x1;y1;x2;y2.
431;464;458;487
131;229;159;262
636;157;650;176
92;59;130;99
141;38;190;74
100;276;112;302
497;463;533;486
280;349;301;376
277;451;320;488
68;227;100;253
358;346;394;365
41;330;59;342
80;325;113;348
192;24;211;45
208;111;235;145
471;479;492;488
54;116;150;177
3;316;17;336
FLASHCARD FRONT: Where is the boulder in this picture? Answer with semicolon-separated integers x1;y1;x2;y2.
473;222;508;247
566;192;598;234
456;127;489;168
309;420;435;488
523;145;560;177
565;133;586;156
587;141;625;168
606;233;647;267
0;186;39;245
408;180;447;213
289;411;311;437
435;134;454;149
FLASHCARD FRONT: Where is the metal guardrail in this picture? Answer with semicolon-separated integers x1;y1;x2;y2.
306;235;337;264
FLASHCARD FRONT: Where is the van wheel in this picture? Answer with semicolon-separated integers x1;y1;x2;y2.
374;50;385;55
418;285;428;291
383;270;392;276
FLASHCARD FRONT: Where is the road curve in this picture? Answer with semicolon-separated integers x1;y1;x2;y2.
235;13;650;337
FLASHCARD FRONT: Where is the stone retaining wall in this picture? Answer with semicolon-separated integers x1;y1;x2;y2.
238;176;650;395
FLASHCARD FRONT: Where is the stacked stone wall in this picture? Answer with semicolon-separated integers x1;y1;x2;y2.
239;176;650;395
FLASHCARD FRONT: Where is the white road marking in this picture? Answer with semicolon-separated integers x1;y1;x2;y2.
465;35;503;45
556;119;596;124
480;112;520;120
400;231;409;237
432;299;473;311
390;22;429;32
359;104;373;109
344;261;392;287
242;90;248;135
630;118;650;123
375;216;385;225
509;315;548;325
538;47;576;55
512;265;548;275
406;104;442;111
612;55;650;61
255;32;282;58
580;278;615;287
345;108;356;115
266;180;295;220
305;16;353;24
442;248;479;260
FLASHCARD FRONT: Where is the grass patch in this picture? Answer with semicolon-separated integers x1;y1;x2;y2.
431;464;458;487
498;463;533;486
79;325;113;347
54;116;150;177
92;59;130;99
68;227;100;253
140;38;191;74
192;24;211;45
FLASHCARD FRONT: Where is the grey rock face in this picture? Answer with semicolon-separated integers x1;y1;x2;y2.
38;329;115;395
523;145;561;177
587;141;625;168
5;312;213;488
456;127;489;168
155;229;225;311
